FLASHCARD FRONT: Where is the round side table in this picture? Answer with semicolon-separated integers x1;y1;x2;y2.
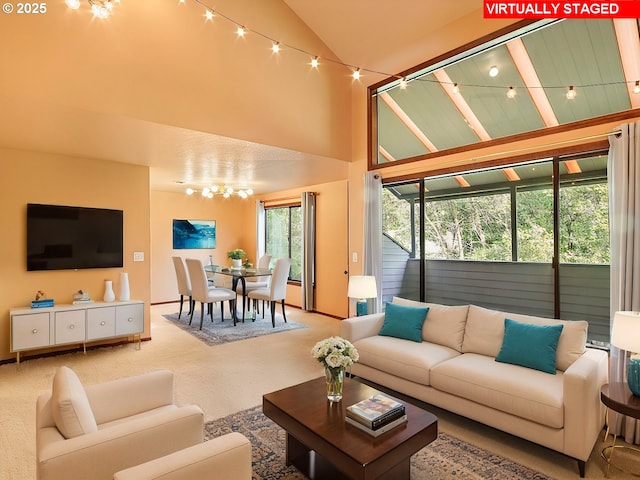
600;382;640;477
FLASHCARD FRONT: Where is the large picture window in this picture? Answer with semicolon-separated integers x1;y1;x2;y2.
266;205;302;282
381;150;610;343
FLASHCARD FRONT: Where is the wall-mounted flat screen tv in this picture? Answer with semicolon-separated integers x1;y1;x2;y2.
27;203;124;271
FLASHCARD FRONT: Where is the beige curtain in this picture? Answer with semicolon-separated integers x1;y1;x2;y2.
301;192;316;311
608;121;640;443
363;173;382;313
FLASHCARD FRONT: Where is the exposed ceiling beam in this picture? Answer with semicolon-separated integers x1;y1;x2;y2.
503;168;521;181
378;145;396;163
379;92;438;152
506;38;559;127
455;175;471;187
433;69;491;142
613;19;640;109
564;160;582;174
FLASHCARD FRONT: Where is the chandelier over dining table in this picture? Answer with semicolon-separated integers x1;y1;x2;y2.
186;185;253;199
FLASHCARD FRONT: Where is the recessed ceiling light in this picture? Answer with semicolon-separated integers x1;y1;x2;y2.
489;65;499;77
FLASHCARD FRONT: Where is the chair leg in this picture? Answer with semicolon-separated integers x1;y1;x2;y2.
281;299;287;323
221;302;225;322
199;302;205;330
188;301;195;325
231;299;236;326
270;301;276;328
188;296;194;315
178;294;184;319
251;300;257;321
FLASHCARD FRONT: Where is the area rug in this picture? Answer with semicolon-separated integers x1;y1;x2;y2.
205;405;554;480
162;311;306;346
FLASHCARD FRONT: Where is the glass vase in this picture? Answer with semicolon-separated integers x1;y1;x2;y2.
325;366;344;402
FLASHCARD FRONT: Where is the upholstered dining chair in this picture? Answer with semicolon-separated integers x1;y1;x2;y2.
248;257;291;327
185;258;237;329
172;256;193;319
236;254;272;313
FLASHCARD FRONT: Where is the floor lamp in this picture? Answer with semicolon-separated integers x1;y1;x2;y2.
347;276;377;316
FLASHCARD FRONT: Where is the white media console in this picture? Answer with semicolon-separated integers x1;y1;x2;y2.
10;300;144;366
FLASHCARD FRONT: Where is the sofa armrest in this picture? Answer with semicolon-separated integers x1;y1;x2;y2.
341;313;385;343
85;370;176;424
562;348;609;461
37;405;204;480
113;432;252;480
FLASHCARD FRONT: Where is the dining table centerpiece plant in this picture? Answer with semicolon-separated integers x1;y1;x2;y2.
311;336;359;402
227;249;246;269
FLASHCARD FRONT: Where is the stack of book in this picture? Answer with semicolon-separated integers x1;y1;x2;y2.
345;393;407;437
31;299;54;308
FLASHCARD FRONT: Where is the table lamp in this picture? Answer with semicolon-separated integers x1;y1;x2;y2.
611;311;640;396
347;276;377;316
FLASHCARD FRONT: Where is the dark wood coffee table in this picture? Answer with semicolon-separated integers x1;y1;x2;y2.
263;376;438;480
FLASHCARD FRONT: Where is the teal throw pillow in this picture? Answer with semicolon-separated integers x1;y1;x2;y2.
495;318;564;374
378;302;429;343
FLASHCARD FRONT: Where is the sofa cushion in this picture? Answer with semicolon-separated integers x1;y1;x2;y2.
496;319;563;374
379;302;428;342
51;366;98;439
392;297;469;351
353;335;460;386
431;353;564;428
461;305;587;371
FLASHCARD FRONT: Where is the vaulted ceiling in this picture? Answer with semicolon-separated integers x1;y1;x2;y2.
1;3;636;196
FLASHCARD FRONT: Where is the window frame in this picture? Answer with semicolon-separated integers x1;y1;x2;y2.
265;203;302;283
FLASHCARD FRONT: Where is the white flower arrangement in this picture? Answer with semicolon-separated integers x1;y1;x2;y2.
311;336;359;370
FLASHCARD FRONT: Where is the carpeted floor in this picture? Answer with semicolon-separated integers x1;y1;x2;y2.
205;405;553;480
162;310;307;346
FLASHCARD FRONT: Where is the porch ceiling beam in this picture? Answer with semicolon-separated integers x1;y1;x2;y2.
433;69;491;142
506;38;559;127
379;92;438;152
613;19;640;109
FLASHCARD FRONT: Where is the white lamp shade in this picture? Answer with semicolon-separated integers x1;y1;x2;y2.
611;311;640;353
347;276;377;299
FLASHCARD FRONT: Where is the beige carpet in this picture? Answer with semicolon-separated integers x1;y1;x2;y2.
0;303;631;479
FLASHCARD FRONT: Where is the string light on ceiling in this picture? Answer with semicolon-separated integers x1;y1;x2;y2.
186;185;253;199
65;0;120;18
64;0;640;101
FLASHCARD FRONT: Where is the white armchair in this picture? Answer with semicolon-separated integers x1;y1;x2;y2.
36;367;205;480
113;432;252;480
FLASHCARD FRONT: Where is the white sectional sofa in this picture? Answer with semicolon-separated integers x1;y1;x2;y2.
341;297;609;477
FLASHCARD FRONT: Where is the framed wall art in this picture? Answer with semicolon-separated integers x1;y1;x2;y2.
172;219;216;249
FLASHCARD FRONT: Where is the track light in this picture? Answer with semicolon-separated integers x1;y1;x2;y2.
353;68;361;80
272;42;280;53
236;26;245;37
399;78;407;90
566;85;576;100
452;83;460;94
205;9;214;20
634;80;640;94
310;56;319;68
506;86;516;98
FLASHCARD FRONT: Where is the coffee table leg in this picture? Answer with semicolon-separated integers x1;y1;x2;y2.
286;433;310;466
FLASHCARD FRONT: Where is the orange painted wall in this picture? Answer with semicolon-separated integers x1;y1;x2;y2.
0;149;150;361
150;191;255;303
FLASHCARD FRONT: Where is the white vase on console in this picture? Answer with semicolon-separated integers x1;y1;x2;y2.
103;280;115;302
119;272;130;301
232;259;242;269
